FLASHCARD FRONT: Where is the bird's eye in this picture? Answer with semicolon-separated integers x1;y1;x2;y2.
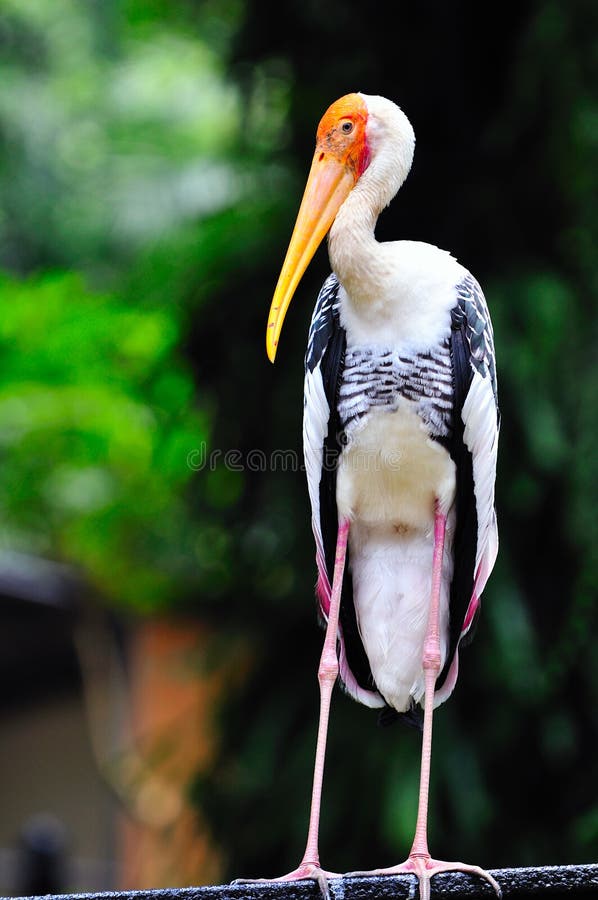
341;121;354;134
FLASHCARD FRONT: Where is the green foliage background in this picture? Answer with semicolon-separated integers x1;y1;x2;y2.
0;0;596;883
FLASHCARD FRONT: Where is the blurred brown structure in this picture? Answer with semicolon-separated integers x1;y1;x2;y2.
118;619;223;889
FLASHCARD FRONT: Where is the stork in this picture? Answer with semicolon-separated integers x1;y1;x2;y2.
263;93;500;899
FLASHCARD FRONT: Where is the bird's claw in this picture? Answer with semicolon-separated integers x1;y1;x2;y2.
344;855;501;900
233;863;341;900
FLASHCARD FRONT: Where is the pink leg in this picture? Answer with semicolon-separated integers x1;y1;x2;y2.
409;508;447;861
346;506;501;900
234;519;350;897
298;517;349;874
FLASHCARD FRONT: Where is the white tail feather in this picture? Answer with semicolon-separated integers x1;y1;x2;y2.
349;523;452;712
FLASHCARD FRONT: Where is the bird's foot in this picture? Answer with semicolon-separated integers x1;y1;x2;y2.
345;854;501;900
233;862;341;899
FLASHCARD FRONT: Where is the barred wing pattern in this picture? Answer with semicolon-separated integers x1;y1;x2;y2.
303;275;385;708
455;274;498;400
436;273;499;702
305;274;341;375
455;273;499;593
303;274;339;599
338;342;453;443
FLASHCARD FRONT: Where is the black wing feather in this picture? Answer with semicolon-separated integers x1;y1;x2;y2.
437;274;498;692
308;277;378;696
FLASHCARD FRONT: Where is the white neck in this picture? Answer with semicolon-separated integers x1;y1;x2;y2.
327;93;415;307
327;186;382;302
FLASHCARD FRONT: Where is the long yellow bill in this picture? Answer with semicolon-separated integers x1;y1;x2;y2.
266;152;356;362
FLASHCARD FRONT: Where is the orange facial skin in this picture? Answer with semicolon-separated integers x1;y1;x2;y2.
316;93;371;180
266;93;371;362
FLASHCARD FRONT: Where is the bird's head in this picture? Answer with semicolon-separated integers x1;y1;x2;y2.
266;92;415;362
